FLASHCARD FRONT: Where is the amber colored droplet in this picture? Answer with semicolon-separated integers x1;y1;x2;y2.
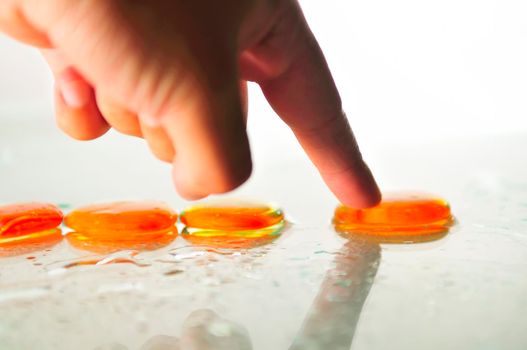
65;201;177;233
0;228;63;257
0;203;63;237
64;201;178;253
333;192;454;243
181;205;284;230
181;203;285;249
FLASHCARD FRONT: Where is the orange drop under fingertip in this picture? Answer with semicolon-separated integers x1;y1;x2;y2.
333;192;454;242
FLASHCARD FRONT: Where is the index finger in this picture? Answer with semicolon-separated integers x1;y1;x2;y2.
245;1;381;208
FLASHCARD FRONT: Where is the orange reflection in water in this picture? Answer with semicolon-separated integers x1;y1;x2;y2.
182;223;285;249
0;202;63;237
65;201;178;253
0;228;63;257
334;192;454;243
181;204;285;249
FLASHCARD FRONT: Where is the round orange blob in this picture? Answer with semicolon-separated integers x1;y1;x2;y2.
64;201;178;253
181;205;283;230
0;203;63;237
65;201;177;234
333;192;454;242
181;202;286;249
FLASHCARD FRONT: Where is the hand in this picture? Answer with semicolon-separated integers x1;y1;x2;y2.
0;0;380;207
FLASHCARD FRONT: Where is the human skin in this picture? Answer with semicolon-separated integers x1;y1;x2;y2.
0;0;381;207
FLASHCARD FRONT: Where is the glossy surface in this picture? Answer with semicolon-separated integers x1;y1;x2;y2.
334;193;454;241
0;203;63;237
64;202;177;253
66;229;177;254
181;204;284;230
2;121;527;350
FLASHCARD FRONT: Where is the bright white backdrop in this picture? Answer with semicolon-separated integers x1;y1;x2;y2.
1;0;526;142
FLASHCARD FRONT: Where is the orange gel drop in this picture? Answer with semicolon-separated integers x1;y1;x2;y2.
181;203;285;249
0;203;64;256
64;201;177;253
181;205;284;230
333;192;454;243
0;202;63;237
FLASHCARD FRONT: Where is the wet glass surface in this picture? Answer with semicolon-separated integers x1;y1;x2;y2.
1;121;526;350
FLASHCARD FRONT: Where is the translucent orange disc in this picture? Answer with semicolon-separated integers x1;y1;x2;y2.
181;202;285;248
0;228;63;257
180;204;283;230
0;203;63;237
64;201;178;253
65;201;177;234
334;192;454;242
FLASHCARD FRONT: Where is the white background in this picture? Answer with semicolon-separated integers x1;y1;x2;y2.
1;0;527;143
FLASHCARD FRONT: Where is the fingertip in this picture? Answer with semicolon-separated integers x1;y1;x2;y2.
171;152;253;200
327;162;382;209
96;93;143;138
171;164;209;201
54;86;110;141
57;68;91;108
140;124;175;163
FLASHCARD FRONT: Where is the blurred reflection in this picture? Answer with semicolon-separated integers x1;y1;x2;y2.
336;228;450;244
93;226;450;350
65;228;177;254
289;238;381;350
0;228;63;257
181;221;286;249
94;310;252;350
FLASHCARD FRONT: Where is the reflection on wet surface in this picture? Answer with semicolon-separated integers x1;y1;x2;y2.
0;228;63;257
86;231;450;350
290;238;381;350
182;222;286;249
65;229;177;254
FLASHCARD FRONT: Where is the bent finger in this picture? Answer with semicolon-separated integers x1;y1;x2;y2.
96;93;143;138
246;1;380;208
162;77;252;200
54;68;110;140
140;123;175;163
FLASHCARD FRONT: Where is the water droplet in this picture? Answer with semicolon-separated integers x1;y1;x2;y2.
164;269;184;276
